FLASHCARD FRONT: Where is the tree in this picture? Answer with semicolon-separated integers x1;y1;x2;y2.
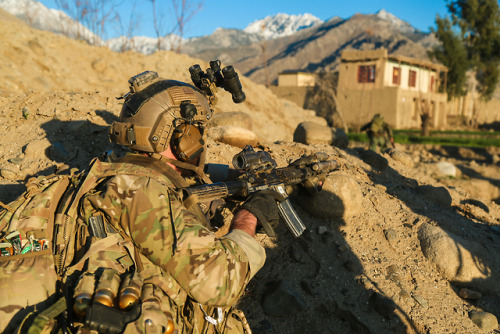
430;0;500;100
171;0;203;53
428;16;469;99
150;0;203;53
54;0;120;44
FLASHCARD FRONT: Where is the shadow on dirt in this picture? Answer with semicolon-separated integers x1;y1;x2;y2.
0;110;121;204
238;188;418;334
39;110;120;170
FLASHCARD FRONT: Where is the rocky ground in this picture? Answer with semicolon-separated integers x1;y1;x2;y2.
1;8;500;334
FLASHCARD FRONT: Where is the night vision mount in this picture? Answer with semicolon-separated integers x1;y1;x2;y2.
189;60;246;106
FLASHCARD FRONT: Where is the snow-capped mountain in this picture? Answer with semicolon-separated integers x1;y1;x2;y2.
0;0;421;56
244;13;323;40
0;0;100;45
375;9;417;33
107;35;184;54
107;13;323;55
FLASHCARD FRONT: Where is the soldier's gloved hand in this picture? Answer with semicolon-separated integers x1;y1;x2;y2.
241;190;286;237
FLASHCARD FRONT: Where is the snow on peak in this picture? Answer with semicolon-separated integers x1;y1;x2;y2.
244;13;323;40
376;9;417;33
0;0;100;44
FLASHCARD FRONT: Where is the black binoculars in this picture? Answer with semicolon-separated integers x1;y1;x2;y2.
189;60;246;104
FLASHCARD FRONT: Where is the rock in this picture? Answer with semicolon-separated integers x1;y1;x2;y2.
433;161;457;177
22;106;29;119
8;157;24;165
413;294;429;309
297;172;363;219
417;185;452;207
317;226;328;235
261;280;306;316
24;139;50;159
208;111;253;130
384;228;398;245
459;288;482;300
418;223;500;295
331;128;349;148
389;149;414;167
293;122;333;145
0;168;18;180
386;264;402;284
36;107;55;117
469;311;498;331
207;126;259;148
360;150;388;171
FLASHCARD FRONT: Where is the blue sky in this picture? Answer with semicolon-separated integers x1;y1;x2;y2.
38;0;450;40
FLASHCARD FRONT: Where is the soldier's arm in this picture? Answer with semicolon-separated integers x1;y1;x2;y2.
164;185;265;306
117;177;265;307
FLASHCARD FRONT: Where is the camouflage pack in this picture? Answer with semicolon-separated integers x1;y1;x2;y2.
0;172;78;332
0;158;140;333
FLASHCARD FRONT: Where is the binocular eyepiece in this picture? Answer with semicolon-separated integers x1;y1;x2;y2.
189;60;246;104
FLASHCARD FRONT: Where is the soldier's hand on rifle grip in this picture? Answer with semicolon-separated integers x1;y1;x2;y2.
241;190;286;237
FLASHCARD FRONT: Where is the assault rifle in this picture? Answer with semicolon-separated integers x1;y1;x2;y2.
182;146;338;238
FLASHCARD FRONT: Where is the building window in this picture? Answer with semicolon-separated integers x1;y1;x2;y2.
358;65;376;83
408;70;417;87
430;76;435;92
392;67;401;85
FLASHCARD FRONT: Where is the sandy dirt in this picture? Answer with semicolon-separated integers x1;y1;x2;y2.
1;8;500;334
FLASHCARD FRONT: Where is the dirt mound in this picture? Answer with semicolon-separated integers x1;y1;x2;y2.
2;9;500;334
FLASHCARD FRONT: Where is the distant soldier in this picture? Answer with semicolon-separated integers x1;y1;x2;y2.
361;113;395;153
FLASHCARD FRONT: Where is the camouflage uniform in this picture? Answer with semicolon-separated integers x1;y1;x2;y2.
361;114;394;153
79;155;265;333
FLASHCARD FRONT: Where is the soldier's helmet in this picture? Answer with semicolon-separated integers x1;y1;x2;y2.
109;71;213;165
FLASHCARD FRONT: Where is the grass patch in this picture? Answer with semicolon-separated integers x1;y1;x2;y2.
348;131;500;147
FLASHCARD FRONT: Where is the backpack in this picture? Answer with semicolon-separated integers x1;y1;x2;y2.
0;158;141;333
0;171;79;333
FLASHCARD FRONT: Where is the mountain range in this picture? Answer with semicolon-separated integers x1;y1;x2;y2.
0;0;439;85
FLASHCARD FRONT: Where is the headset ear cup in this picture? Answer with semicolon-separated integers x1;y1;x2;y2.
171;124;204;163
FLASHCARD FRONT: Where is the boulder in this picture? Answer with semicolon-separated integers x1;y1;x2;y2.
297;172;363;219
208;111;253;130
433;161;457;177
207;126;258;148
389;150;415;168
293;122;332;145
418;223;500;295
331;128;349;148
469;311;498;331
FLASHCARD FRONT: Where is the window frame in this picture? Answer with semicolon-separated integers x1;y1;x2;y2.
408;70;417;88
392;67;401;85
357;65;376;83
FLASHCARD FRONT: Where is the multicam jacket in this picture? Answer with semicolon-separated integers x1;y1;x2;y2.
78;155;266;333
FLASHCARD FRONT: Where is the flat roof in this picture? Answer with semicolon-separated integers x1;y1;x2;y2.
279;70;315;75
341;49;447;72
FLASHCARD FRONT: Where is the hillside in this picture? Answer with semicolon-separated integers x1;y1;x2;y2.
191;13;438;85
1;8;500;334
